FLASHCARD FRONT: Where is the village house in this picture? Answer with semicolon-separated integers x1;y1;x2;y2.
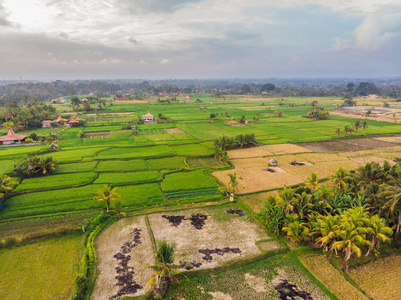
142;112;154;122
0;128;27;145
66;116;85;128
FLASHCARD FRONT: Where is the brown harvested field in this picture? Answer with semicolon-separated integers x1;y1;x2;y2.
301;138;398;153
299;254;368;300
214;167;304;194
262;144;312;155
227;146;273;159
240;192;271;213
349;255;401;300
147;206;276;270
228;121;245;126
340;138;397;149
166;128;184;134
349;155;396;166
373;136;401;143
230;157;269;168
331;107;401;123
92;216;154;299
298;153;349;163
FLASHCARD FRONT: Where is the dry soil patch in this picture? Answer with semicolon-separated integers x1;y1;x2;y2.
92;216;154;300
166;128;184;134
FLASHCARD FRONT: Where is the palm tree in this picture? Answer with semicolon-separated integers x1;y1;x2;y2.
277;188;296;214
354;120;361;133
379;185;401;232
146;240;184;297
365;215;392;256
361;121;368;135
311;214;340;257
355;162;382;185
344;125;350;137
293;192;313;220
39;156;57;175
335;128;341;138
332;167;352;193
307;172;319;190
94;185;120;212
1;121;14;129
114;200;126;219
282;220;310;245
332;209;370;273
220;173;239;196
0;175;19;195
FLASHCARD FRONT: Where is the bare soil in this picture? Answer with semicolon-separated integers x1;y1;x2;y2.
228;121;245;126
300;138;398;152
92;216;154;300
147;207;270;270
166;128;184;134
332;107;401;123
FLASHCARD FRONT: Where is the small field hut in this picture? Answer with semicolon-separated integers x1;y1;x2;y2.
269;158;278;166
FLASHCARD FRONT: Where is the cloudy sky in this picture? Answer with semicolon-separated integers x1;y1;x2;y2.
0;0;400;80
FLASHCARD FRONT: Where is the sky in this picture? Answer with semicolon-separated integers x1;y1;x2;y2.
0;0;400;80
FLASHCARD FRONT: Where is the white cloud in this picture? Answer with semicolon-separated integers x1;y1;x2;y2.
160;59;170;65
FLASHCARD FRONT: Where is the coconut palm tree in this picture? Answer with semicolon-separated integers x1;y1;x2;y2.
354;162;382;185
146;240;184;297
379;185;401;232
365;215;392;256
1;121;14;129
332;167;353;193
354;120;361;133
114;199;126;219
307;172;320;190
282;220;310;245
335;128;341;138
277;188;296;214
94;185;120;212
361;121;368;135
0;175;19;195
311;214;340;257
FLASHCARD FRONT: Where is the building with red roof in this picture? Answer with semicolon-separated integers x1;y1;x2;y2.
0;128;27;145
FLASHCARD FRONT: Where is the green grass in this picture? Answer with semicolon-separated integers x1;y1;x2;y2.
171;143;213;156
15;172;97;192
0;145;49;159
49;147;108;163
1;184;103;220
161;170;219;192
94;171;161;185
95;145;173;160
167;252;334;300
146;156;187;170
0;234;82;300
0;210;99;241
0;159;15;175
117;183;165;206
53;161;98;174
96;159;149;172
187;157;226;169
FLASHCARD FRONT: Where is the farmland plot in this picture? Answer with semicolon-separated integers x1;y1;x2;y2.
95;145;173;160
96;159;148;172
147;206;279;270
349;255;401;300
94;171;161;185
0;234;82;300
167;252;330;300
92;216;155;299
161;170;219;192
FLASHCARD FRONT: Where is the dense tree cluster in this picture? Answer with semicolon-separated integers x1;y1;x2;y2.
260;161;401;272
0;100;56;128
306;108;330;120
214;134;257;151
14;155;57;178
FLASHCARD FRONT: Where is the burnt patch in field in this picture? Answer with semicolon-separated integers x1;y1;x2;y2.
110;228;143;300
162;215;186;227
290;161;305;166
187;213;209;229
266;167;276;172
275;279;314;300
226;209;245;216
161;213;209;229
394;158;401;162
199;247;242;262
178;260;202;270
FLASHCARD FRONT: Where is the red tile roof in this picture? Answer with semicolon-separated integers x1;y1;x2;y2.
0;128;27;142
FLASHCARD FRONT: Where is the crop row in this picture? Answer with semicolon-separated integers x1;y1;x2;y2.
165;188;218;199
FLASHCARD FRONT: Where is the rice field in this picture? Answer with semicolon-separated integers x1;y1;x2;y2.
348;255;401;300
0;234;82;300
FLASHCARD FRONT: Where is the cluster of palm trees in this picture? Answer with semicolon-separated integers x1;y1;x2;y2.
0;175;19;199
214;134;257;151
14;155;57;178
306;107;330;120
336;120;368;137
260;161;401;272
